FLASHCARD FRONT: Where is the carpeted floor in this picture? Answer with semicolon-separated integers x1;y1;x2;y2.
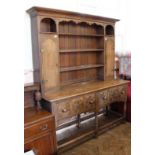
60;122;131;155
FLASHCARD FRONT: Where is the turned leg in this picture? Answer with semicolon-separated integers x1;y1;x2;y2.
105;105;109;116
77;114;81;128
95;112;98;137
35;90;42;110
123;101;127;119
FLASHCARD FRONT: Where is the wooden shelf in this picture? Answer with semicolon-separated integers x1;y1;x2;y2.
105;35;114;37
59;33;104;37
60;64;104;72
40;32;57;34
60;49;104;53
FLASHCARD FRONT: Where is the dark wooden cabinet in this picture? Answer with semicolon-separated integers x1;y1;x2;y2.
25;134;54;155
24;84;57;155
27;7;129;152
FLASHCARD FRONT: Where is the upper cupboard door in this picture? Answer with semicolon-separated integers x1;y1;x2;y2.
105;37;114;80
40;34;60;92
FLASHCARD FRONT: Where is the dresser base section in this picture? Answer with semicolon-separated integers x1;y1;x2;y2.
41;80;129;153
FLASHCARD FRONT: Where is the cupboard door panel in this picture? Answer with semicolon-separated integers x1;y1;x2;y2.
40;35;59;92
25;134;55;155
105;37;114;80
33;134;54;155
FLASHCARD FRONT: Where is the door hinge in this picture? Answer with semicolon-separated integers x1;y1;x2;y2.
42;80;48;84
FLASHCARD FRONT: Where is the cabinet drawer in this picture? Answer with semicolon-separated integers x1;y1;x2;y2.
84;93;96;112
97;90;109;108
71;97;84;114
117;85;127;101
55;96;86;120
109;85;127;103
56;100;73;120
25;119;53;139
55;93;96;121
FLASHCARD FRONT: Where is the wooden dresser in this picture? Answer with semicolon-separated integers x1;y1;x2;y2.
24;83;57;155
26;7;129;152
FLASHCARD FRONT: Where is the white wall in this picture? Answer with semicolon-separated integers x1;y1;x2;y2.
24;0;131;83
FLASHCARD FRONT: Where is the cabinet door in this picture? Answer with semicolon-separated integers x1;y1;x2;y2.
24;134;56;155
40;34;60;93
105;37;114;80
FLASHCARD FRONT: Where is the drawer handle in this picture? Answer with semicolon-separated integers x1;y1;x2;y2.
62;109;67;113
121;91;125;94
89;98;95;104
40;124;48;131
89;101;94;104
102;95;107;100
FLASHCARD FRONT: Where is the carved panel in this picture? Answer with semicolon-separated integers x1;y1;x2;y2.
72;97;85;114
84;93;96;112
40;34;60;93
109;85;127;103
56;100;72;121
59;19;104;27
97;89;109;108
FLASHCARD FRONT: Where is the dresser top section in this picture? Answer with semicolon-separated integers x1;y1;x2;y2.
44;79;129;102
27;6;119;23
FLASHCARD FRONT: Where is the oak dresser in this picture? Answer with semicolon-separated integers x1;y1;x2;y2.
26;7;129;152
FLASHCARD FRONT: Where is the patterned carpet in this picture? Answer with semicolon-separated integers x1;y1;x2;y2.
60;122;131;155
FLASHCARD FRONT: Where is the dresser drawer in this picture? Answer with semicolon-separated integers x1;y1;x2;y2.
72;96;84;114
84;93;96;112
97;89;109;108
25;119;53;139
117;85;128;102
56;100;73;120
109;85;127;103
56;96;85;120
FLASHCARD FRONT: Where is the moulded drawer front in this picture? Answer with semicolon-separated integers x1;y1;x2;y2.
84;93;96;112
56;97;85;120
56;101;73;120
109;87;119;102
97;90;109;108
24;119;53;139
117;85;128;102
109;85;127;102
71;97;85;114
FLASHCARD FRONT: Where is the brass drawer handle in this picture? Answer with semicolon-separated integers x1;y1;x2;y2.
121;91;125;95
102;95;107;100
89;101;94;104
40;124;48;131
89;98;95;104
62;109;67;112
